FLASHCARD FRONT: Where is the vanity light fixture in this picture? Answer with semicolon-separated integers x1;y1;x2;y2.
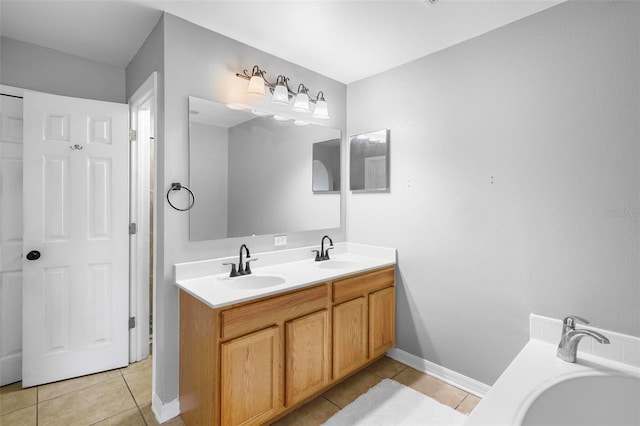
292;84;310;112
236;65;330;119
312;92;330;120
271;75;290;105
245;65;266;96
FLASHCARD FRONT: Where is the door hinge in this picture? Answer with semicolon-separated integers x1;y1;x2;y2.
129;223;137;235
129;129;137;141
129;317;136;329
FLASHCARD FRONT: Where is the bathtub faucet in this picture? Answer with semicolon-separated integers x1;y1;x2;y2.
557;315;610;363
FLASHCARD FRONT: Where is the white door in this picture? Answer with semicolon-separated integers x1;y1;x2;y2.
22;92;129;387
0;93;24;386
365;155;387;190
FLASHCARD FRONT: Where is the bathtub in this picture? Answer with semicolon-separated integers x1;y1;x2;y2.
467;334;640;425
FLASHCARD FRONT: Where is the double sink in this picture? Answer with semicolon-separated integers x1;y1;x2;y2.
232;260;361;289
174;242;396;309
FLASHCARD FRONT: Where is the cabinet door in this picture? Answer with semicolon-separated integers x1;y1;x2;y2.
333;297;367;380
369;287;395;359
221;326;280;426
285;310;329;406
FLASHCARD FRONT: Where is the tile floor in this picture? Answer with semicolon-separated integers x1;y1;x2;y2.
0;357;480;425
0;357;184;426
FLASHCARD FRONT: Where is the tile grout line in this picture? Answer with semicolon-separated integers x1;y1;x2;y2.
321;395;343;411
388;364;472;412
454;393;469;411
120;367;149;426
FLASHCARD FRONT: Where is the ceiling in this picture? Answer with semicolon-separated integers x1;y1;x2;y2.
0;0;564;84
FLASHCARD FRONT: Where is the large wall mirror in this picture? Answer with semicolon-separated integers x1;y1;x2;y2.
189;96;342;241
350;129;390;192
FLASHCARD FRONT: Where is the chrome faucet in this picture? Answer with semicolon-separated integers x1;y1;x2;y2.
312;235;334;261
557;315;610;363
223;244;257;277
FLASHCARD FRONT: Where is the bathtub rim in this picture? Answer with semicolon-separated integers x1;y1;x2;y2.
466;339;640;426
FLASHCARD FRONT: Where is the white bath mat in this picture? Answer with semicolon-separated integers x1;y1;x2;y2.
322;378;467;426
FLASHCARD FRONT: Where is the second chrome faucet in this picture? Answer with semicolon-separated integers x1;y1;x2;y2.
223;244;258;277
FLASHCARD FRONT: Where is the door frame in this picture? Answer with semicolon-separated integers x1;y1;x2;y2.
0;84;26;387
128;72;158;364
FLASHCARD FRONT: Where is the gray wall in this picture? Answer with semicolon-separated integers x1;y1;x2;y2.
127;13;347;404
347;0;639;386
1;37;125;103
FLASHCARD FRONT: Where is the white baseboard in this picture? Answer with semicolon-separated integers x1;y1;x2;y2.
386;347;490;397
152;393;181;424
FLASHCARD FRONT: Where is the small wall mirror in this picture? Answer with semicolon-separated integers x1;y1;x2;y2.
188;96;342;241
350;129;390;192
312;140;340;193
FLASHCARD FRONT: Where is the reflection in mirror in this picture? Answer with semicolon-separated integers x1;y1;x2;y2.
312;140;340;192
350;129;390;192
189;96;342;241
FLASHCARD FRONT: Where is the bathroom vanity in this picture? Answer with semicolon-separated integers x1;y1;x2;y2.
175;244;396;426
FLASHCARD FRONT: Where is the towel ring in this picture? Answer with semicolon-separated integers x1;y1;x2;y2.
166;182;195;211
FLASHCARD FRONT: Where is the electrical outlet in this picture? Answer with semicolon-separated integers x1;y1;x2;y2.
274;235;287;246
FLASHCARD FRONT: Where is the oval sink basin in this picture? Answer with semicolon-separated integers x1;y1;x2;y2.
232;275;286;290
317;260;359;270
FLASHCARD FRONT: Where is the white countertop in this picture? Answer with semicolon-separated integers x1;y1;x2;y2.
175;242;396;309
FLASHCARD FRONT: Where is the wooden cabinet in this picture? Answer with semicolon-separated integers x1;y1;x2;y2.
332;266;395;379
179;265;394;426
333;297;367;380
369;286;395;359
285;310;329;405
221;327;279;426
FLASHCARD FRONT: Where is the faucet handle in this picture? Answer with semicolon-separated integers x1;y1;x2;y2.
222;262;238;277
324;246;334;260
244;258;259;275
311;250;321;261
563;315;590;330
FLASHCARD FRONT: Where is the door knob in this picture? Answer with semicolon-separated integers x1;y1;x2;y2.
26;250;41;261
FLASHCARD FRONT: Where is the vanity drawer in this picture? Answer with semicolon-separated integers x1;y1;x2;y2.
221;284;328;341
332;266;394;304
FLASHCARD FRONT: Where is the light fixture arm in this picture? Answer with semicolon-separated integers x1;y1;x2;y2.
235;65;325;104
